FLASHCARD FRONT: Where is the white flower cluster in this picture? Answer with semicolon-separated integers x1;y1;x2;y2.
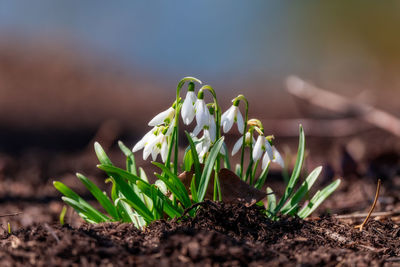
132;81;284;171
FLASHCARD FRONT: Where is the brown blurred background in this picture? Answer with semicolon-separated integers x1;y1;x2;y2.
0;2;399;165
0;1;399;226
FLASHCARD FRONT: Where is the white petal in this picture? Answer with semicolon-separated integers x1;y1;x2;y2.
181;92;196;125
264;140;274;160
148;107;175;126
161;140;168;163
132;128;155;152
262;151;271;170
232;137;243;156
221;106;235;133
272;146;284;168
252;135;264;161
151;148;158;161
143;135;160;160
236;109;244;134
195;99;209;129
191;124;202;137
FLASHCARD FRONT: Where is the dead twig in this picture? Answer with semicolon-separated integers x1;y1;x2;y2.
286;76;400;137
354;179;381;231
335;210;400;220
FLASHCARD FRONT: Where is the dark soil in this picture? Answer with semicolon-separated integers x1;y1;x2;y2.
1;201;399;266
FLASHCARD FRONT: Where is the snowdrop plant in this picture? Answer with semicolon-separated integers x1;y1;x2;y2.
54;76;341;227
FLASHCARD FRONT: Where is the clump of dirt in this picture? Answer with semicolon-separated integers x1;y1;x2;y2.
1;201;399;266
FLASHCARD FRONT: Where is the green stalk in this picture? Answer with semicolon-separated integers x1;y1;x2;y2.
169;77;202;175
199;85;222;200
233;95;249;179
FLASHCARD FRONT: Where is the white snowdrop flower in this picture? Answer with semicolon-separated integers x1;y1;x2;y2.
195;129;212;163
148;107;175;126
194;98;210;134
132;127;157;153
181;91;197;125
143;133;168;162
252;135;265;161
272;146;284;168
221;105;244;134
231;132;255;156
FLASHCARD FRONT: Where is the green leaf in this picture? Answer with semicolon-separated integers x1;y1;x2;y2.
198;137;225;202
136;180;182;219
113;175;154;222
190;175;198;202
61;197;99;223
222;142;231;170
76;173;119;220
274;125;305;214
254;161;270;189
54;181;109;222
280;166;322;215
94;142;113;165
266;187;276;213
297;179;341;218
153;162;191;205
99;164;182;218
118;141;137;175
183;147;194;172
139;167;149;182
185;131;201;187
154;172;191;209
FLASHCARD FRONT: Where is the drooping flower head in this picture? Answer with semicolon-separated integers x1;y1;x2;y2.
221;99;244;134
181;82;197;125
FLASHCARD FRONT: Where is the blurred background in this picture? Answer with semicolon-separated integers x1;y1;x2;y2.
0;1;400;225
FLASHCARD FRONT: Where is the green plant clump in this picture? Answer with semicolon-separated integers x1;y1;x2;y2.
54;77;341;228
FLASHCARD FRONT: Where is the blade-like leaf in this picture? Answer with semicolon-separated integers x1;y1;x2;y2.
280;166;322;214
222;142;231;170
99;164;182;218
254;161;270;189
198;137;225;202
153;162;191;208
154;173;191;208
183;147;194;172
274;125;305;214
297;179;341;218
185;131;201;187
266;187;276;212
136;180;182;218
61;197;101;223
76;173;119;220
54;181;109;222
118;140;137;175
112;175;154;222
94;142;113;165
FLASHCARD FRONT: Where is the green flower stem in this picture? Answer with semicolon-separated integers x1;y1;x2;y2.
198;85;222;200
233;95;249;179
169;77;202;175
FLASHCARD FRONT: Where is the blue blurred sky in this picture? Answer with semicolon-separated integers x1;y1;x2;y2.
0;1;308;81
1;1;399;90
